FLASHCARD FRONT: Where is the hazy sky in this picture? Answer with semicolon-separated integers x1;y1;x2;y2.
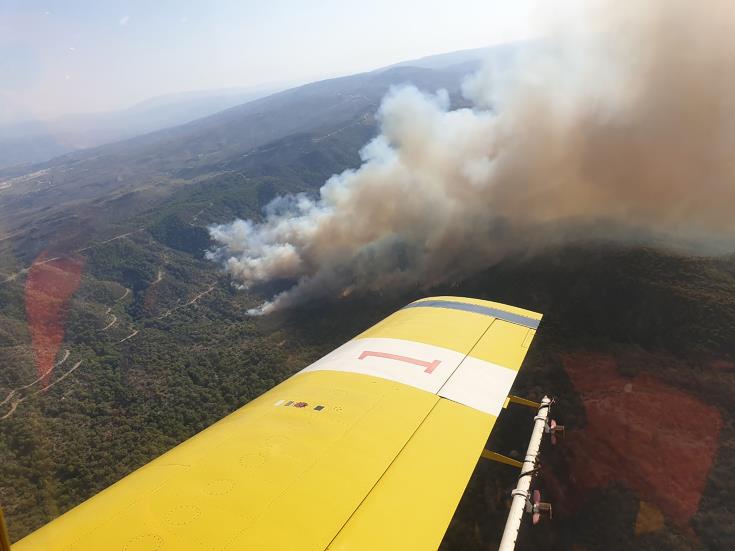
0;0;540;123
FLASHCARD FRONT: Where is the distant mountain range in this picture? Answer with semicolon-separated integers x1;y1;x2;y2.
0;84;285;170
0;45;519;172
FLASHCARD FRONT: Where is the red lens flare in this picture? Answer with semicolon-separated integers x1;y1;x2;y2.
559;353;722;530
24;253;84;387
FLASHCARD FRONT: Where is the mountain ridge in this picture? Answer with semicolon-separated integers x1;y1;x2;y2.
0;43;512;172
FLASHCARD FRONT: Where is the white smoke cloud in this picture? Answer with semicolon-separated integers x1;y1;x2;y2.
208;0;735;314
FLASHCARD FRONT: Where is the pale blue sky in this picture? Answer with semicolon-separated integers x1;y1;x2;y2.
0;0;541;122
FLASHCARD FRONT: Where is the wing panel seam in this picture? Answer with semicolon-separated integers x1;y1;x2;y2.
435;318;497;395
323;398;441;550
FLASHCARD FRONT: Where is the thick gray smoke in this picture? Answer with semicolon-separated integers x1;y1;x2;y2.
209;0;735;314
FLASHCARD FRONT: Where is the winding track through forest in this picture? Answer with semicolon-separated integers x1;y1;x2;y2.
157;285;215;319
0;240;218;420
100;314;117;331
0;351;77;420
0;255;61;284
117;330;139;344
1;228;143;285
116;288;130;302
189;202;213;225
0;349;70;407
1;361;84;420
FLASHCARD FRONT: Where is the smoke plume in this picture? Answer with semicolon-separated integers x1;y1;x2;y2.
209;0;735;314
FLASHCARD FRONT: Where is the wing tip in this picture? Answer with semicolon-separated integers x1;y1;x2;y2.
408;295;544;322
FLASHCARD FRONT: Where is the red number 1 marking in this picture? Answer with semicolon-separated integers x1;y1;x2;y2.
358;351;441;374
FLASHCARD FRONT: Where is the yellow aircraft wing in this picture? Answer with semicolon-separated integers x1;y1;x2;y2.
13;296;542;551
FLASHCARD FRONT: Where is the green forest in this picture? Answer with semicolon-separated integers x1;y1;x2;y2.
2;219;733;550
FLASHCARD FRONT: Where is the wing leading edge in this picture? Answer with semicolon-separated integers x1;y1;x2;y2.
14;296;542;551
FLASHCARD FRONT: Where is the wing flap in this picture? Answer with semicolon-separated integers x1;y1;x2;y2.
327;399;494;551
